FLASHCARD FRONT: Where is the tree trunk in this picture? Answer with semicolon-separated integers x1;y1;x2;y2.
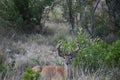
91;0;101;38
80;0;93;38
105;0;120;43
67;0;75;30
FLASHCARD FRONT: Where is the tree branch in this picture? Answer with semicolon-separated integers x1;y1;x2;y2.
81;0;92;37
91;0;101;38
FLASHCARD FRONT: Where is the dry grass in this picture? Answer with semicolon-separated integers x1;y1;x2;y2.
0;22;119;80
0;22;70;80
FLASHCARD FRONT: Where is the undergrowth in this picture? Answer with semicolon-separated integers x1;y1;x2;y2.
59;29;120;71
23;68;40;80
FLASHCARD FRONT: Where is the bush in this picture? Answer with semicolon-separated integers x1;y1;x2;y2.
73;40;108;70
0;0;54;33
54;33;67;44
60;29;120;71
105;40;120;67
23;68;40;80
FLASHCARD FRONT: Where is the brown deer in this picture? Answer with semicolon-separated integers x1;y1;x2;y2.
32;41;80;80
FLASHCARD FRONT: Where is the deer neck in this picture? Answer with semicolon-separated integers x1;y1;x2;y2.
64;63;71;76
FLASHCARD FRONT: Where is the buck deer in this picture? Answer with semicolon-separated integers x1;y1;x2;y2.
32;41;80;80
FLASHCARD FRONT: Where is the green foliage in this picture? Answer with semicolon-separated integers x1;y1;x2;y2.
7;59;16;71
23;68;40;80
60;29;120;70
73;40;108;70
0;57;15;79
60;39;77;54
54;33;66;43
77;29;90;45
0;54;7;79
0;54;18;79
0;54;5;72
51;9;58;21
94;12;110;37
0;0;54;33
105;40;120;66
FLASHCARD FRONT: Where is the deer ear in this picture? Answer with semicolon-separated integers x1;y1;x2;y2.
57;41;65;58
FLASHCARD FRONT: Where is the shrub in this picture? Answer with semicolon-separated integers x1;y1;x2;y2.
0;0;54;33
105;40;120;67
60;29;120;71
73;40;108;70
54;33;67;44
23;68;40;80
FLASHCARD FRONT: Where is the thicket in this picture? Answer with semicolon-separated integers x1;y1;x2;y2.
60;29;120;71
0;0;54;33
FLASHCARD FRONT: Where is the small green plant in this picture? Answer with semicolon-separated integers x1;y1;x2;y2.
0;54;7;79
7;59;16;71
54;33;66;43
23;68;40;80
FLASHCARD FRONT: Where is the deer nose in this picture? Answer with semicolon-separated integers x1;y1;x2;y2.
66;61;71;65
66;62;69;65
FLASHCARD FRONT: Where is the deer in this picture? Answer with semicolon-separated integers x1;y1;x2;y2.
32;41;80;80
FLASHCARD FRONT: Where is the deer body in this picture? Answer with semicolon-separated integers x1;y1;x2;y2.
32;42;80;80
32;64;68;80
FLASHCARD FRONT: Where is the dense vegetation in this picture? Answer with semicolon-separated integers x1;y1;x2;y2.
0;0;54;33
60;29;120;70
0;0;120;80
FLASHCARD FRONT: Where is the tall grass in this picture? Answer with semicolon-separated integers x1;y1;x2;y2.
0;24;120;80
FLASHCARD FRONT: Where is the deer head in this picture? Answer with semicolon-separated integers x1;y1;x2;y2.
57;41;80;66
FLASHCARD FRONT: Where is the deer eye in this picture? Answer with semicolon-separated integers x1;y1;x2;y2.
70;57;72;59
63;56;66;59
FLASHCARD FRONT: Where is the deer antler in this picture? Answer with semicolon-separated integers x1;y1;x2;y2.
57;41;65;58
70;42;80;58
